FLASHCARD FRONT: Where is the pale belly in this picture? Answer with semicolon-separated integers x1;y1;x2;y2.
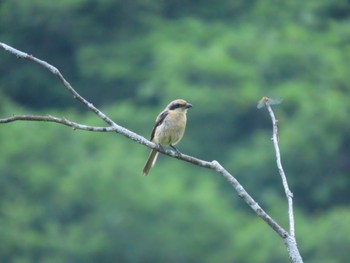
154;116;186;146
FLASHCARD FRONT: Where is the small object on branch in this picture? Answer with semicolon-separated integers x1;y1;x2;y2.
257;96;283;109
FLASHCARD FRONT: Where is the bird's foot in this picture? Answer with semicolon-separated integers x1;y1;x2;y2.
170;145;182;157
158;144;165;151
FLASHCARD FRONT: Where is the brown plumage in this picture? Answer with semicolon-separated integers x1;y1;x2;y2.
142;99;192;176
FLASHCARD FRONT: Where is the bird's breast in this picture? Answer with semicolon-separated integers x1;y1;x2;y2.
154;112;187;146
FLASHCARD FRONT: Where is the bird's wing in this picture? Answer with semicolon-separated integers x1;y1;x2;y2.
150;110;168;141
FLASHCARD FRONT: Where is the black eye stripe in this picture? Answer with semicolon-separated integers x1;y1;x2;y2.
169;103;182;110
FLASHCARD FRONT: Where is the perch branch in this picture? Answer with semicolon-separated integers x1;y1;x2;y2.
1;42;302;263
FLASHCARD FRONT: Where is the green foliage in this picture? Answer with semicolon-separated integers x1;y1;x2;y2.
299;208;350;263
0;105;289;263
1;0;350;261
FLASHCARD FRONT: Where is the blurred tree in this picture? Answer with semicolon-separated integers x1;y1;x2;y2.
2;0;350;261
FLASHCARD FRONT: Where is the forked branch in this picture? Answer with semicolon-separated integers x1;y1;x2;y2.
0;42;302;263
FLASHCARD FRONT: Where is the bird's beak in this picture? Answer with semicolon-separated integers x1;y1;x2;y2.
186;103;193;109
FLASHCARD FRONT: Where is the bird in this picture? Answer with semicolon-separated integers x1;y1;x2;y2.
142;99;192;176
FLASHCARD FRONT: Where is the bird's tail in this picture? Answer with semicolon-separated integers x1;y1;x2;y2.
142;149;159;176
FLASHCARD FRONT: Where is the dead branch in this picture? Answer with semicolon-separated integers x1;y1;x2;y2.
0;42;303;263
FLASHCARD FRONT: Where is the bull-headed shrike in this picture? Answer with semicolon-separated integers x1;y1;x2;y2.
142;99;192;176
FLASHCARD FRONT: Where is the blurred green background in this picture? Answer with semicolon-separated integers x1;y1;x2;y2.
1;0;350;262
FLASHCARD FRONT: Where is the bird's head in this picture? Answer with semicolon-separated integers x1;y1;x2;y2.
167;99;192;112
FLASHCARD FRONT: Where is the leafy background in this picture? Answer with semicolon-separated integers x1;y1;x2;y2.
1;0;350;262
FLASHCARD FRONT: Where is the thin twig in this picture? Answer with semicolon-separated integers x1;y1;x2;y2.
0;115;114;132
266;103;295;237
1;42;303;262
259;97;302;263
0;42;116;127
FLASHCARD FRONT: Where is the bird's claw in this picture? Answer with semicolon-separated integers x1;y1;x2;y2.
170;145;182;157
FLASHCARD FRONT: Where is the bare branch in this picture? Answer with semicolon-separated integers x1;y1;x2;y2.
0;115;114;132
211;161;288;238
1;42;303;262
0;42;115;127
258;97;303;263
266;103;295;236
